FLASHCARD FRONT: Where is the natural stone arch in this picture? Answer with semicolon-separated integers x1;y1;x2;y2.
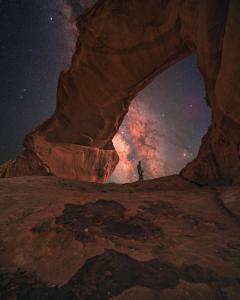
1;0;240;185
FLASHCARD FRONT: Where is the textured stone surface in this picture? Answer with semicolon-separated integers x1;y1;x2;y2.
0;134;118;183
1;0;240;184
0;175;240;299
218;186;240;220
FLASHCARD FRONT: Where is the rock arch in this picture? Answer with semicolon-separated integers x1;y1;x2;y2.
1;0;240;184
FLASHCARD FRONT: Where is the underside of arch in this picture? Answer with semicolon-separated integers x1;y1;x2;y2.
1;0;240;185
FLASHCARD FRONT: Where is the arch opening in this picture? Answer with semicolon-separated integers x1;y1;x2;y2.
109;55;211;183
1;0;240;185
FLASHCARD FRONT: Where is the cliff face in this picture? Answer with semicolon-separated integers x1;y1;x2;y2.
1;0;240;184
181;0;240;185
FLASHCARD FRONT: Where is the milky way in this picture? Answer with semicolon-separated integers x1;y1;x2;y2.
111;99;168;183
108;57;211;183
0;1;211;183
59;1;211;183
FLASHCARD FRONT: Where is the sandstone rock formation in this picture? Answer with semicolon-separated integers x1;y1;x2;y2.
0;134;118;183
0;176;239;299
1;0;240;184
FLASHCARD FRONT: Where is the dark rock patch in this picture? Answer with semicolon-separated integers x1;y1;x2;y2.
180;214;225;230
0;250;178;300
152;243;166;255
0;270;74;300
56;200;163;242
0;270;76;300
142;201;224;231
216;243;240;267
143;200;180;217
103;216;164;240
31;221;52;234
178;264;239;287
1;251;240;300
56;200;126;242
68;250;179;299
18;286;76;300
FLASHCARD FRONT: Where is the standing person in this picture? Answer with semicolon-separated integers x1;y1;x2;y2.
137;161;144;181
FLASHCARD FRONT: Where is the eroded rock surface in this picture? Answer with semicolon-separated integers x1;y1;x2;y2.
0;175;240;299
1;0;240;184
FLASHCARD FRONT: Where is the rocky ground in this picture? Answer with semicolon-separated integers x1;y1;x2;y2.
0;175;239;299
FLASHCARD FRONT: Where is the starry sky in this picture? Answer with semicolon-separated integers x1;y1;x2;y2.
110;56;212;183
0;0;211;183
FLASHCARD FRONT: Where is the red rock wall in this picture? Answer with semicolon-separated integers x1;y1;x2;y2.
1;0;240;184
181;0;240;184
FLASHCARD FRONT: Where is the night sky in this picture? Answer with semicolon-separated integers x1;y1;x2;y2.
0;1;211;183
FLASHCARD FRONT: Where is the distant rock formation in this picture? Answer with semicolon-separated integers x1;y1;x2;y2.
1;0;240;184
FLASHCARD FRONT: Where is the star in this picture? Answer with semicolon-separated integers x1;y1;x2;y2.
0;1;211;183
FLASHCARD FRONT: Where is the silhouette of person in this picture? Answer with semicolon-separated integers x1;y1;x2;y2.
137;161;144;181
